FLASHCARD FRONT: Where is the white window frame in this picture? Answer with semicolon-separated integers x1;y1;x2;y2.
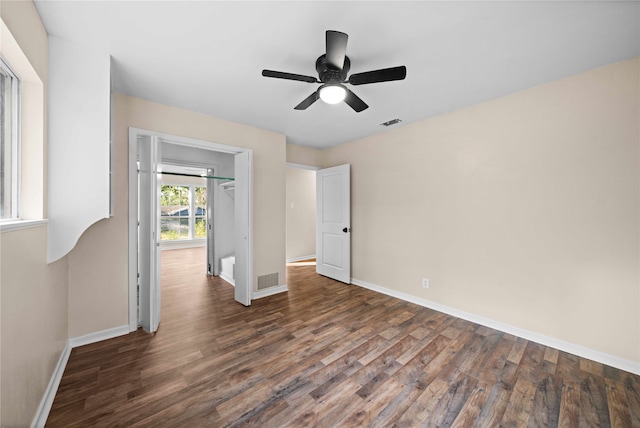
0;56;20;221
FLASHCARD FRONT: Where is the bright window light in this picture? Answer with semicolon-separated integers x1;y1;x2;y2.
319;84;346;104
0;58;20;220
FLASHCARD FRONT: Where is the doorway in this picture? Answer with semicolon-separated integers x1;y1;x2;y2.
286;163;318;264
128;128;253;333
286;162;352;284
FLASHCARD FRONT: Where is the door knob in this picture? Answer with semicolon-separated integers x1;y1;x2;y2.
342;227;350;233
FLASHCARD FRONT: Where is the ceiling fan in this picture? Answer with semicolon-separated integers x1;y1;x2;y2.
262;30;407;113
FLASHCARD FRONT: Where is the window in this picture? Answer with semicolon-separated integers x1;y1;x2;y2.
0;58;19;220
160;185;207;241
194;186;207;238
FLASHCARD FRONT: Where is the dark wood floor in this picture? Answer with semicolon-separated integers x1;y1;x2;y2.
47;248;640;427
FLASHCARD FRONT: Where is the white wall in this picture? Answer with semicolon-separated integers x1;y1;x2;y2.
286;167;316;261
48;36;111;263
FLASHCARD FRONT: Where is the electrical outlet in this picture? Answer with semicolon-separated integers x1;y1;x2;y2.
422;278;429;289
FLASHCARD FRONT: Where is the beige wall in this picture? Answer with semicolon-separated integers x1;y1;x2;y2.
322;58;640;363
0;228;68;426
0;1;69;426
286;143;323;167
68;94;287;337
286;167;316;261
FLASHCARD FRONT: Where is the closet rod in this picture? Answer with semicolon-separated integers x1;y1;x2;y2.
160;171;234;181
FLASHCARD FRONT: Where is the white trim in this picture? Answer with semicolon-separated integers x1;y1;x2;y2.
0;218;47;232
351;278;640;376
286;162;321;171
135;127;244;155
236;150;254;306
220;272;235;287
31;325;129;427
286;254;316;263
253;284;288;299
68;325;130;348
128;129;138;332
30;342;71;428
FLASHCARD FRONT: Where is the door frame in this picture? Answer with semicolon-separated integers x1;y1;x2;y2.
128;127;254;332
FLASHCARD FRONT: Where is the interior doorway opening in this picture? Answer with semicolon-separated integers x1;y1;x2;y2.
286;162;352;284
128;128;253;333
285;163;319;265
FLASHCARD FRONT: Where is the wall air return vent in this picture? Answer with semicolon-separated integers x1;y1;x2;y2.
258;273;279;290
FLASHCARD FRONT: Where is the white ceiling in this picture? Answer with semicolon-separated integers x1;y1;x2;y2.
34;1;640;150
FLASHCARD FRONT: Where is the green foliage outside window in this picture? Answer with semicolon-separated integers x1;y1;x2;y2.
161;185;189;206
160;185;207;241
194;186;206;207
195;218;207;238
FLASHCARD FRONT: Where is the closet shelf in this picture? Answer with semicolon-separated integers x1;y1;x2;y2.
159;171;235;197
161;171;235;181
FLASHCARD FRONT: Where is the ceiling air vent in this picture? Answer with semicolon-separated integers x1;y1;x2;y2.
380;118;403;127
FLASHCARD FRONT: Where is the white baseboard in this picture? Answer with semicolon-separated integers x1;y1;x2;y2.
68;325;130;348
350;278;640;376
31;324;130;427
286;254;316;263
220;272;235;286
31;342;71;428
253;284;288;300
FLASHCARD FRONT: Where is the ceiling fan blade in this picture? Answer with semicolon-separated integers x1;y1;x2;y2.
326;30;348;70
344;88;368;112
294;91;319;110
348;66;407;85
262;70;318;83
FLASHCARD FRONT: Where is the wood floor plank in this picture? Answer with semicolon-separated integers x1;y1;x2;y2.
341;377;406;426
605;377;633;427
474;360;519;426
422;370;479;427
558;381;581;427
578;372;611;427
286;378;363;427
528;374;562;427
625;374;640;427
450;381;491;427
396;377;451;426
45;247;640;427
476;335;513;384
500;377;537;426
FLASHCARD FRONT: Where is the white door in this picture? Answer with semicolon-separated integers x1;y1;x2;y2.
316;164;351;283
206;168;216;276
138;136;162;332
234;151;252;305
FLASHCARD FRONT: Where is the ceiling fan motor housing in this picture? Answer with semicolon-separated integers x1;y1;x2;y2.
316;54;350;83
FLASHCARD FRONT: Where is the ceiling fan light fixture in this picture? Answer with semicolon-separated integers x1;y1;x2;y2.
319;84;347;104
